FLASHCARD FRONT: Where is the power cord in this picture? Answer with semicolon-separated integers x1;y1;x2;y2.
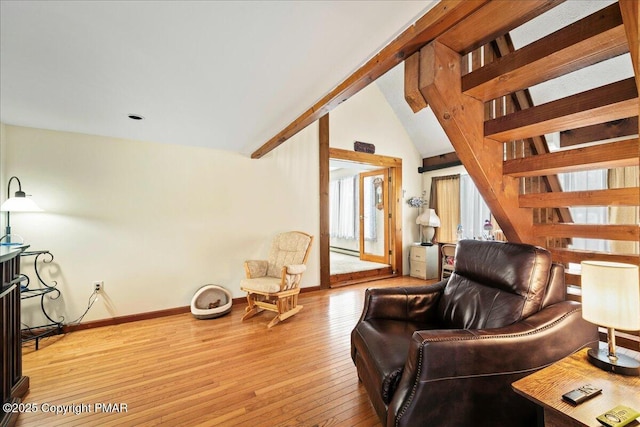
67;289;100;325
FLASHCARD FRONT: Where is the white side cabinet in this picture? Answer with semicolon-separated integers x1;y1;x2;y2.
409;244;439;280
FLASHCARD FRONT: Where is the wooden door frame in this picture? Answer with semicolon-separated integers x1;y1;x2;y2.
319;116;403;287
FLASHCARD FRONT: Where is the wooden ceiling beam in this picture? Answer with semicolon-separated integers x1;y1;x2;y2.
463;3;628;101
418;152;461;173
436;0;564;55
485;78;638;142
404;52;428;113
503;138;639;177
251;0;490;159
519;188;640;208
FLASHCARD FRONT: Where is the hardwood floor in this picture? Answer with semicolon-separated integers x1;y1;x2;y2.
16;276;429;427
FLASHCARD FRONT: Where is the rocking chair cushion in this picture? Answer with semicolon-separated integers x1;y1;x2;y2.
266;232;312;277
240;277;282;294
245;260;268;278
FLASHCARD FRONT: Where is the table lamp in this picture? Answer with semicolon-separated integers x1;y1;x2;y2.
416;208;440;246
0;176;42;246
581;260;640;376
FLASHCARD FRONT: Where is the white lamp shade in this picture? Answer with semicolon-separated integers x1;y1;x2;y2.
0;196;42;212
581;261;640;331
416;209;441;227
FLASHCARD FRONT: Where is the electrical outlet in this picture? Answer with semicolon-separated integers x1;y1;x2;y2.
93;281;104;292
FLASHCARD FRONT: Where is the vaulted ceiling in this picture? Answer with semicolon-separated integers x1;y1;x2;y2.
1;1;631;160
0;1;435;156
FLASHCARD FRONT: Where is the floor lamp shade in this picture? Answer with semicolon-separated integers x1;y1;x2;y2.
0;196;42;212
0;176;43;246
581;260;640;376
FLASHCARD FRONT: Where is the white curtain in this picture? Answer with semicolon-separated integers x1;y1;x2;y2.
329;176;357;240
460;174;491;240
608;166;639;254
329;180;341;238
559;169;609;251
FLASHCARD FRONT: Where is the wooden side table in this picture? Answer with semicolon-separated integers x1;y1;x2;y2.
512;348;640;427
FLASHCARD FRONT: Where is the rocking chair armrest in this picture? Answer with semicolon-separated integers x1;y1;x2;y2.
285;264;307;275
244;260;268;278
279;264;307;291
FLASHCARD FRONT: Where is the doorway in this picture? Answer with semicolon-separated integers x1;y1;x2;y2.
323;147;403;287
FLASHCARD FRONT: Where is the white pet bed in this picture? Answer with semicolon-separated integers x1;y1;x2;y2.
190;284;232;319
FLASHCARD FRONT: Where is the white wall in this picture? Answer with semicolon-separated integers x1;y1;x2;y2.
0;123;7;206
2;123;319;325
1;79;423;325
330;83;424;270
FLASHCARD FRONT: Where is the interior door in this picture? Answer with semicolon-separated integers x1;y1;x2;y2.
359;168;389;264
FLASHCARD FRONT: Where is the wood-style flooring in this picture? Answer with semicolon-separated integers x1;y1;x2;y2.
16;276;428;427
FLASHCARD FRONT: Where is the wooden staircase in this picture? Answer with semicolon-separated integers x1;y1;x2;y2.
253;0;639;351
405;1;639;350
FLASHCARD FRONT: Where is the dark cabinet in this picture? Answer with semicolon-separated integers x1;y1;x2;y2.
1;247;29;427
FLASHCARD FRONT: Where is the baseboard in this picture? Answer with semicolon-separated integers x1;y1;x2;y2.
62;306;193;333
61;287;322;333
330;272;397;288
329;246;359;256
330;267;395;287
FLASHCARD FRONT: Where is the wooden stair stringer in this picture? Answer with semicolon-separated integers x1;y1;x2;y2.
418;40;539;245
619;0;639;90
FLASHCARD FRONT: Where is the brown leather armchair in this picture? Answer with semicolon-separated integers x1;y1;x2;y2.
351;240;598;427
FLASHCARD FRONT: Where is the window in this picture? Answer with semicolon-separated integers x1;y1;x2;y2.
329;176;357;239
559;169;609;252
460;174;492;240
329;175;377;241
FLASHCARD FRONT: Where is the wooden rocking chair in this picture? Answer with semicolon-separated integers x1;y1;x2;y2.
240;231;313;328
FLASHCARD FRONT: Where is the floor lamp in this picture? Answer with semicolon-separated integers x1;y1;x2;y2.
0;176;43;245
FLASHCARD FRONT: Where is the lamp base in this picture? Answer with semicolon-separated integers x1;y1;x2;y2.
587;346;640;376
421;226;435;246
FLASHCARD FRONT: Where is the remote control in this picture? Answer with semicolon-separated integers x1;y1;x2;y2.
562;384;602;405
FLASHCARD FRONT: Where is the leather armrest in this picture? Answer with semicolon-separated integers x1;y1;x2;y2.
244;260;268;278
413;301;597;378
388;301;599;425
358;281;446;323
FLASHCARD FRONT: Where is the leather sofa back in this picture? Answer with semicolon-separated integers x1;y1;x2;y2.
437;240;553;329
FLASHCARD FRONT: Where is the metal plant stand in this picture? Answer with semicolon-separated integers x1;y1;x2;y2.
20;249;64;350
